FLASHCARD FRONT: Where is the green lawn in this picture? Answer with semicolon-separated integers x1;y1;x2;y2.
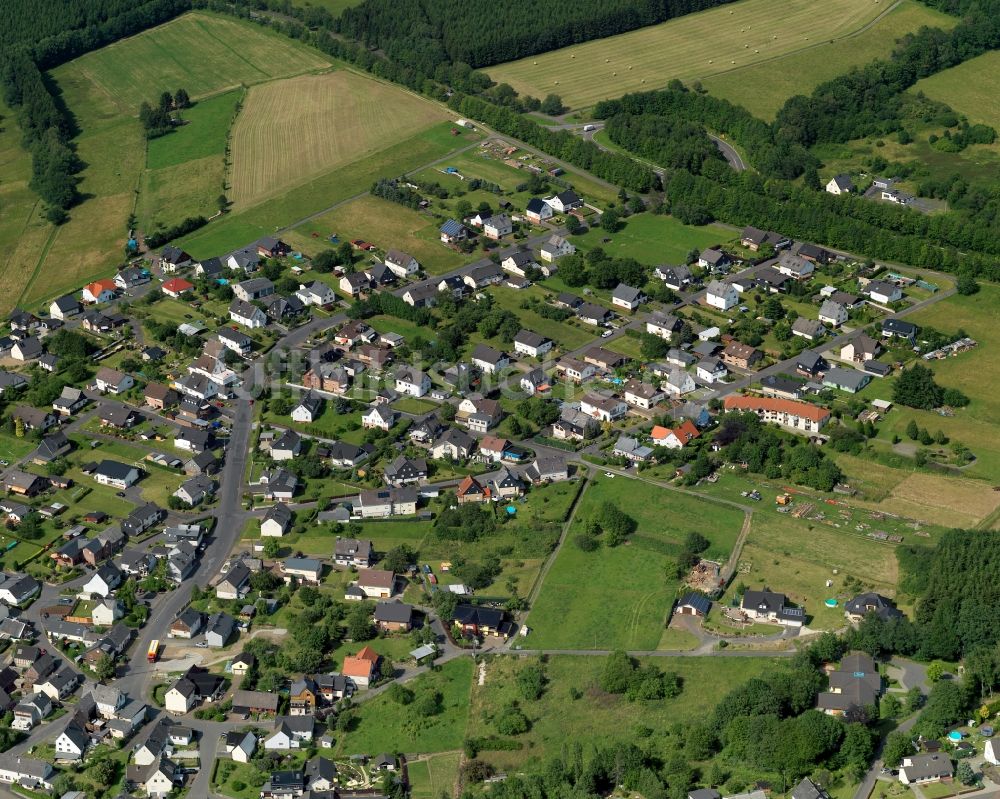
487;284;599;351
393;397;439;415
0;432;39;463
574;212;732;265
180;123;479;260
525;476;745;649
407;753;462;799
466;655;782;770
337;658;474;754
915;50;1000;130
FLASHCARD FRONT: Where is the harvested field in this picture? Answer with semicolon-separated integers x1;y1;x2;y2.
228;71;448;209
488;0;892;111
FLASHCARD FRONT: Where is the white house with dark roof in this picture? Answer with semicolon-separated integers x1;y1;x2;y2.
826;174;855;195
706;281;738;311
513;330;552;358
540;235;575;262
384;250;420;278
471;344;509;374
612;284;644;311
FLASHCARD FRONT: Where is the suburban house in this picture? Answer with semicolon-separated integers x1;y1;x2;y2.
383;456;427;487
362;404;397;431
373;601;414;632
82;279;118;304
658;264;694;289
513;330;552;358
775;252;814;280
92;460;141;489
844;593;903;623
796;349;828;378
453;604;508;638
623;380;664;410
394;366;431;397
866;280;903;304
613;435;653;462
791;318;826;341
482;214;512;240
233;277;274;303
229;299;267;329
576;302;612;326
439;219;468;243
161;277;194;298
216;562;251;600
818;300;848;327
464;262;503;288
883;319;919;341
823;367;872;393
291;392;323;424
740;589;805;627
53;386;88;416
646;311;681;340
740;226;789;252
698;249;731;272
260;503;292;538
723;395;830;433
544;190;583;213
985;738;1000;766
675;593;711;617
264;716;315;750
899;754;953;785
840;335;881;363
826;174;855;194
662;369;696;397
334;538;373;568
556;357;596;382
471;344;509;374
268;429;301;461
706;280;738;311
355;569;396;599
525;198;553;223
10;337;43;362
341;646;379;689
50;295;82;320
383;249;420;278
721;342;762;370
281;557;322;585
580;393;627;422
457;395;502;432
611;284;644;311
760;374;804;400
457;475;490;504
502;250;538;277
540;235;575;262
431;428;475;461
817;652;883;715
696;357;727;383
651;420;700;449
356;487;417;518
94;367;134;395
169;608;205;639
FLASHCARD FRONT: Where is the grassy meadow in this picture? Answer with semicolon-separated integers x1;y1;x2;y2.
702;0;957;119
915;50;1000;129
228;72;448;209
573;213;733;265
525;476;745;650
487;0;890;110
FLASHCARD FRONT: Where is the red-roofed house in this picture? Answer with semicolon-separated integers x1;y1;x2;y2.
342;646;379;688
456;475;490;504
651;420;700;450
82;279;118;304
162;278;194;298
723;395;830;433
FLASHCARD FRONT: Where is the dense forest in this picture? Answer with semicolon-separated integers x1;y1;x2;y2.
604;112;723;174
595;84;815;179
335;0;738;71
773;0;1000;147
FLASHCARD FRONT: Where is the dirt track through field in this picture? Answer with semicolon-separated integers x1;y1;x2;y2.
228;71;448;210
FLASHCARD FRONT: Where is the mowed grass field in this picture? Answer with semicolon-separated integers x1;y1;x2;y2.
179;123;473;259
574;212;732;265
915;50;1000;129
526;476;745;650
282;195;470;273
487;0;890;111
407;754;461;799
137;89;242;233
12;12;331;313
228;71;448;209
467;656;781;770
703;0;957;119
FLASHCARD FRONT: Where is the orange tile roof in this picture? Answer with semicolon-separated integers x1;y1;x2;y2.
85;279;116;295
724;394;830;423
651;420;700;445
162;278;194;293
355;645;379;662
457;475;485;497
342;655;375;678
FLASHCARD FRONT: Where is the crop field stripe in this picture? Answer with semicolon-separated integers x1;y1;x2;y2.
194;16;272;80
487;0;903;110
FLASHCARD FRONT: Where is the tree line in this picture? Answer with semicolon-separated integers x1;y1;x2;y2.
0;0;191;222
604;111;723;174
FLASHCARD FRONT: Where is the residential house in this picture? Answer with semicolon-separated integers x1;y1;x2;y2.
217;327;253;357
576;302;612;326
295;281;337;307
796;349;828;378
216;562;252;600
231;689;279;716
698;248;731;272
92;460;140;489
254;468;298;500
759;374;804;400
899;754;952;785
490;466;524;499
82;279;118;304
254;236;289;258
818;300;848;327
823;367;872;393
261;503;292;537
646;311;681;340
651;420;700;449
658;264;695;288
80;562;122;598
0;755;53;790
721;341;762;370
883;319;919;341
53;386;88;416
224;730;257;764
472;343;509;374
327;441;373;468
866;280;903;304
696;357;727;383
3;470;47;497
840;335;881;363
556;357;596;382
580;393;627;422
0;372;28;397
706;280;738;311
355;569;396;599
50;295;82;320
457;395;502;432
817;652;883;715
169;608;205;639
160;245;193;271
10;337;43;362
98;403;140;429
553;407;598;441
173;475;215;506
540;234;575;262
724;395;830;433
611;283;644;311
264;716;315;750
226;247;261;274
439;219;468;243
229;299;267;329
662;368;696;397
161;277;193;298
334;538;373;568
268;429;301;461
55;722;89;761
613;435;653;462
675;594;712;618
453;604;507;638
525;198;553;223
233;277;274;303
583;346;626;371
844;592;903;623
291;392;322;424
623;380;664;410
544;190;583;213
394;366;431;397
205;612;236;647
373;600;413;632
121;502;163;537
513;330;552;358
740;589;805;627
282;557;322;586
362;404;397;431
356;487;417;519
826;174;855;194
740;226;789;252
456;475;489;504
520;368;549;394
384;249;420;278
94;367;134;395
341;646;379;689
775;252;814;280
384;456;427;486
